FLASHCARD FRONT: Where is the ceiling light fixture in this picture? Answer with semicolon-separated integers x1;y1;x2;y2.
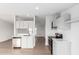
35;6;39;10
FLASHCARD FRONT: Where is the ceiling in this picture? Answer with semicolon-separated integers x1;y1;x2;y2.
0;3;76;23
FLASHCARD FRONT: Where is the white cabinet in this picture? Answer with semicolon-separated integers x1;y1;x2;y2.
27;36;34;48
23;21;29;28
53;39;71;55
21;36;28;48
16;21;20;28
16;21;24;28
14;16;35;49
20;21;24;28
54;13;71;30
16;21;33;29
15;20;35;48
21;36;34;48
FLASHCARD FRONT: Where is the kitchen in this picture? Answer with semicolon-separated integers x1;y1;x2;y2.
0;3;78;55
46;13;71;55
12;4;79;55
12;15;36;48
45;4;79;55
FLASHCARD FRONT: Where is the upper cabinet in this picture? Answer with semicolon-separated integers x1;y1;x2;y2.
53;13;71;30
14;16;35;36
16;21;20;28
16;21;33;29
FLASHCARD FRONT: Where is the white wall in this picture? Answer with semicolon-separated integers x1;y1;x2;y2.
71;22;79;55
61;4;79;55
0;19;13;42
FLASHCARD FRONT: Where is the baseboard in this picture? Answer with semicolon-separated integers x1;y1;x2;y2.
13;47;21;49
0;39;12;43
21;48;33;50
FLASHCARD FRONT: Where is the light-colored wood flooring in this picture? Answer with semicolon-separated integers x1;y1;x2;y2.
0;37;50;55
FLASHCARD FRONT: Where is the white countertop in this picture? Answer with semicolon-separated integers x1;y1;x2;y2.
52;38;71;42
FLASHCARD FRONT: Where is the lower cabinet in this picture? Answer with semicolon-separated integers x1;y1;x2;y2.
21;36;28;48
53;39;71;55
21;36;35;48
12;37;21;48
12;36;35;49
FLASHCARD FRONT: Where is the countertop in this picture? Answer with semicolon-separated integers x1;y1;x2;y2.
52;38;71;43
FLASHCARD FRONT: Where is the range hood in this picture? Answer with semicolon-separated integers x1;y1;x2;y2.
51;21;57;29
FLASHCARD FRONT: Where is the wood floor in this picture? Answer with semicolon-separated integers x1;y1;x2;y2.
0;37;50;55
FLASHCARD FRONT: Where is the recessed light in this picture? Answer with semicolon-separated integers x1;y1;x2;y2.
35;6;39;10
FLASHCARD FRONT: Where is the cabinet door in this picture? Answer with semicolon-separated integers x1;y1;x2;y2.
21;36;34;48
71;22;79;55
16;21;25;28
21;36;28;48
16;21;20;28
23;21;29;28
20;21;24;28
27;36;34;48
53;41;71;55
53;41;56;55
